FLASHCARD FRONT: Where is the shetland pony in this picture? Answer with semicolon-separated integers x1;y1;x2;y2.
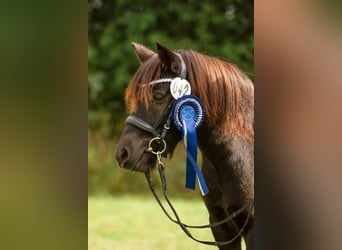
115;42;254;250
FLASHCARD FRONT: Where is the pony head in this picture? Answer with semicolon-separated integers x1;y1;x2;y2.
115;42;186;171
115;42;254;172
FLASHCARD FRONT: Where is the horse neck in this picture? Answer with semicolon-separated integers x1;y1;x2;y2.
197;125;253;170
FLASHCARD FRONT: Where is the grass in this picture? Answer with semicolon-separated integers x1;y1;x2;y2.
89;195;246;250
89;195;224;250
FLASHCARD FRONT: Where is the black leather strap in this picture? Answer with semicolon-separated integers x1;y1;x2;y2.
126;116;160;137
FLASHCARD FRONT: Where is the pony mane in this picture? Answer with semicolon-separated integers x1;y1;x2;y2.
125;50;254;140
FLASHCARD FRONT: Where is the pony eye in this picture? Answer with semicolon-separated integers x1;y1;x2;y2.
153;91;165;101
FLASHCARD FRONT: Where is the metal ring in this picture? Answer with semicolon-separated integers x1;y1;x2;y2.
146;137;167;155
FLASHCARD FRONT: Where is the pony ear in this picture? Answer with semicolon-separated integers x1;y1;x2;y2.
156;42;182;75
131;42;155;63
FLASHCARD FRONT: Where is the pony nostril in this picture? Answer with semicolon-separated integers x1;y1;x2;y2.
119;148;129;162
115;145;132;168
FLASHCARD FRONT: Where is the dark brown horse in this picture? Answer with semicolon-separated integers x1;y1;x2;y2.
115;42;254;250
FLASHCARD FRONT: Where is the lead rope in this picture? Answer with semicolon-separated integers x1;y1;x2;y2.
144;149;254;246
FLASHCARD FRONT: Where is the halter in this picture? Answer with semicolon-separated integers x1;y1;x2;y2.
124;54;254;246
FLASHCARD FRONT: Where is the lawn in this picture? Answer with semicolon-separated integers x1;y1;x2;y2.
89;195;244;250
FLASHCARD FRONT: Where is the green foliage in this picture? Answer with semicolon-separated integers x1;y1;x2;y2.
88;0;253;194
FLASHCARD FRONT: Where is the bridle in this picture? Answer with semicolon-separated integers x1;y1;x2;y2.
125;81;254;247
124;54;254;246
125;52;187;148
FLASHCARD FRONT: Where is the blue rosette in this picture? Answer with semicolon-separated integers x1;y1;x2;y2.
172;95;209;196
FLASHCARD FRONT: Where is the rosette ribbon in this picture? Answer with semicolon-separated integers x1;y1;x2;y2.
172;95;209;196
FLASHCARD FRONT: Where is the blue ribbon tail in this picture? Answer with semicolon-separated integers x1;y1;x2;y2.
185;148;209;196
182;120;196;190
182;120;209;196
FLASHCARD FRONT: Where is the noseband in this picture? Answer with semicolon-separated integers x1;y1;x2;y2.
126;97;175;140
